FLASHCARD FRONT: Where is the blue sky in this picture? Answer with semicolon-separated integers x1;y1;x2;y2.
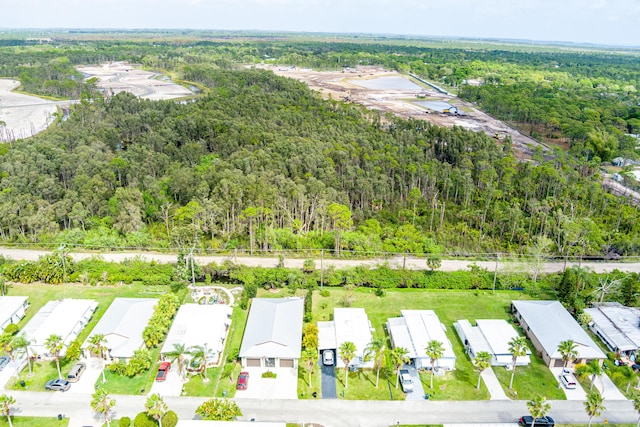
2;0;638;46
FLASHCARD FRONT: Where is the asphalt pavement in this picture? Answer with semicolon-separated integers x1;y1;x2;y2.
320;363;337;399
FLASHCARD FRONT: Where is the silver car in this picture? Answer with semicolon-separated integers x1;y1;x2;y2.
45;379;71;392
0;356;9;372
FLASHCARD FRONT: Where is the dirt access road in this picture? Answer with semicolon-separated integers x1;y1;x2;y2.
261;65;546;159
1;247;638;275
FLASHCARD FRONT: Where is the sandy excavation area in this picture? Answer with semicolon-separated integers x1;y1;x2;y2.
77;62;193;101
261;65;545;158
0;79;59;142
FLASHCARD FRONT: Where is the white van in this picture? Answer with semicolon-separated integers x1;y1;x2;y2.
560;373;577;389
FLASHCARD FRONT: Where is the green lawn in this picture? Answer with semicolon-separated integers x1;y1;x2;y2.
309;287;538;400
0;416;69;426
335;367;405;400
492;352;566;400
297;360;321;399
9;359;74;392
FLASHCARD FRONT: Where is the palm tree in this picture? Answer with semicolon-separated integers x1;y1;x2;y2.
473;351;492;390
145;393;168;427
584;390;605;427
164;343;189;380
633;393;640;427
557;340;578;369
390;347;410;389
0;394;16;427
338;341;357;389
426;340;444;390
91;388;115;427
44;334;64;380
11;334;33;376
527;395;551;427
87;333;109;383
189;344;214;382
364;338;386;388
508;336;528;389
587;360;604;391
301;348;317;388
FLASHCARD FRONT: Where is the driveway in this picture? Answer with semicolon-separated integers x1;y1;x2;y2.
149;365;184;397
403;364;426;401
321;363;337;399
550;367;586;401
235;367;297;400
67;358;103;394
594;371;627;401
482;368;510;400
0;357;23;390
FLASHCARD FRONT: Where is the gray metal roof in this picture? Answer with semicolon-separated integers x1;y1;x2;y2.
585;303;640;352
0;296;28;330
512;300;605;360
317;321;336;351
239;298;304;359
83;298;158;358
161;304;232;356
388;310;455;361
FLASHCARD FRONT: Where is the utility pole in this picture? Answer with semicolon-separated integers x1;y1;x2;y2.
320;249;324;289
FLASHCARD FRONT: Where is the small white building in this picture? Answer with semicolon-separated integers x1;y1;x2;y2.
454;319;531;366
585;303;640;357
0;296;28;332
318;308;374;369
83;298;158;361
239;298;304;369
387;310;455;370
161;304;232;367
23;299;97;358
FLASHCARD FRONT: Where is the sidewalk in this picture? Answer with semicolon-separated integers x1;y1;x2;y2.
482;368;510;400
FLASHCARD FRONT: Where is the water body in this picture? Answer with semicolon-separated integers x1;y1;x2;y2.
349;76;421;90
415;100;453;112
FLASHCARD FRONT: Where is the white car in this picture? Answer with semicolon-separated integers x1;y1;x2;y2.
323;350;334;366
560;372;577;389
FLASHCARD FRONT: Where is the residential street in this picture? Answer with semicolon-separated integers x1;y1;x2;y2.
6;390;639;426
1;247;639;274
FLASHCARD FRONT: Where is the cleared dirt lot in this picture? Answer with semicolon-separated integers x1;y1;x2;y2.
77;62;193;101
0;79;59;142
261;65;545;158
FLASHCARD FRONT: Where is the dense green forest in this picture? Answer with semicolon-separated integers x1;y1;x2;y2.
0;33;639;256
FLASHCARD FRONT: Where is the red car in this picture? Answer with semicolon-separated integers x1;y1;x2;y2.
236;371;249;390
155;361;171;382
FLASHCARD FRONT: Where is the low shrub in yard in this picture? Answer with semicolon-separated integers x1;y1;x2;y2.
119;417;131;427
262;370;277;378
133;412;156;427
162;410;178;427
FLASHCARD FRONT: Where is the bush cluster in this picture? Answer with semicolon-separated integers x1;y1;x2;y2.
142;293;180;348
5;254;74;284
304;289;313;322
108;348;152;377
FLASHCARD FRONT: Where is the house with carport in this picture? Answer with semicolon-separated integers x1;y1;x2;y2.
82;298;158;361
0;296;28;332
512;300;605;367
584;303;640;359
23;299;97;358
454;319;531;366
387;310;455;370
240;298;304;369
318;307;374;369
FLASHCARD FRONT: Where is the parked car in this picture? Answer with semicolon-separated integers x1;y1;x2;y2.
45;379;71;392
322;350;334;366
237;371;249;390
155;361;171;382
518;416;555;427
0;356;9;372
67;362;86;383
560;372;577;389
399;369;414;393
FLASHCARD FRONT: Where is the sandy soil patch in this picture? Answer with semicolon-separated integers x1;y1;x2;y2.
259;65;546;159
0;79;59;142
77;62;193;101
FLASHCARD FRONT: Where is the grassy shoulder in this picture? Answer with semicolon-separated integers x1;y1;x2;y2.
0;417;69;426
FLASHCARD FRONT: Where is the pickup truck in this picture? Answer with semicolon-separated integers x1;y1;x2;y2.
399;369;414;393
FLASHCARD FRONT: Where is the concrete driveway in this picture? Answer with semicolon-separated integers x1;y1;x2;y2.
235;367;297;400
67;358;103;394
150;365;184;396
403;364;426;401
550;367;585;401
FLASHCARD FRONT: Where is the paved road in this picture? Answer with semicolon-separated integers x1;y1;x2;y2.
7;391;639;427
1;247;639;274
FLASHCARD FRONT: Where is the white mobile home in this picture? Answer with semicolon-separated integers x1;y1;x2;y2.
585;303;640;357
318;308;374;369
0;296;28;332
454;319;531;366
387;310;455;370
